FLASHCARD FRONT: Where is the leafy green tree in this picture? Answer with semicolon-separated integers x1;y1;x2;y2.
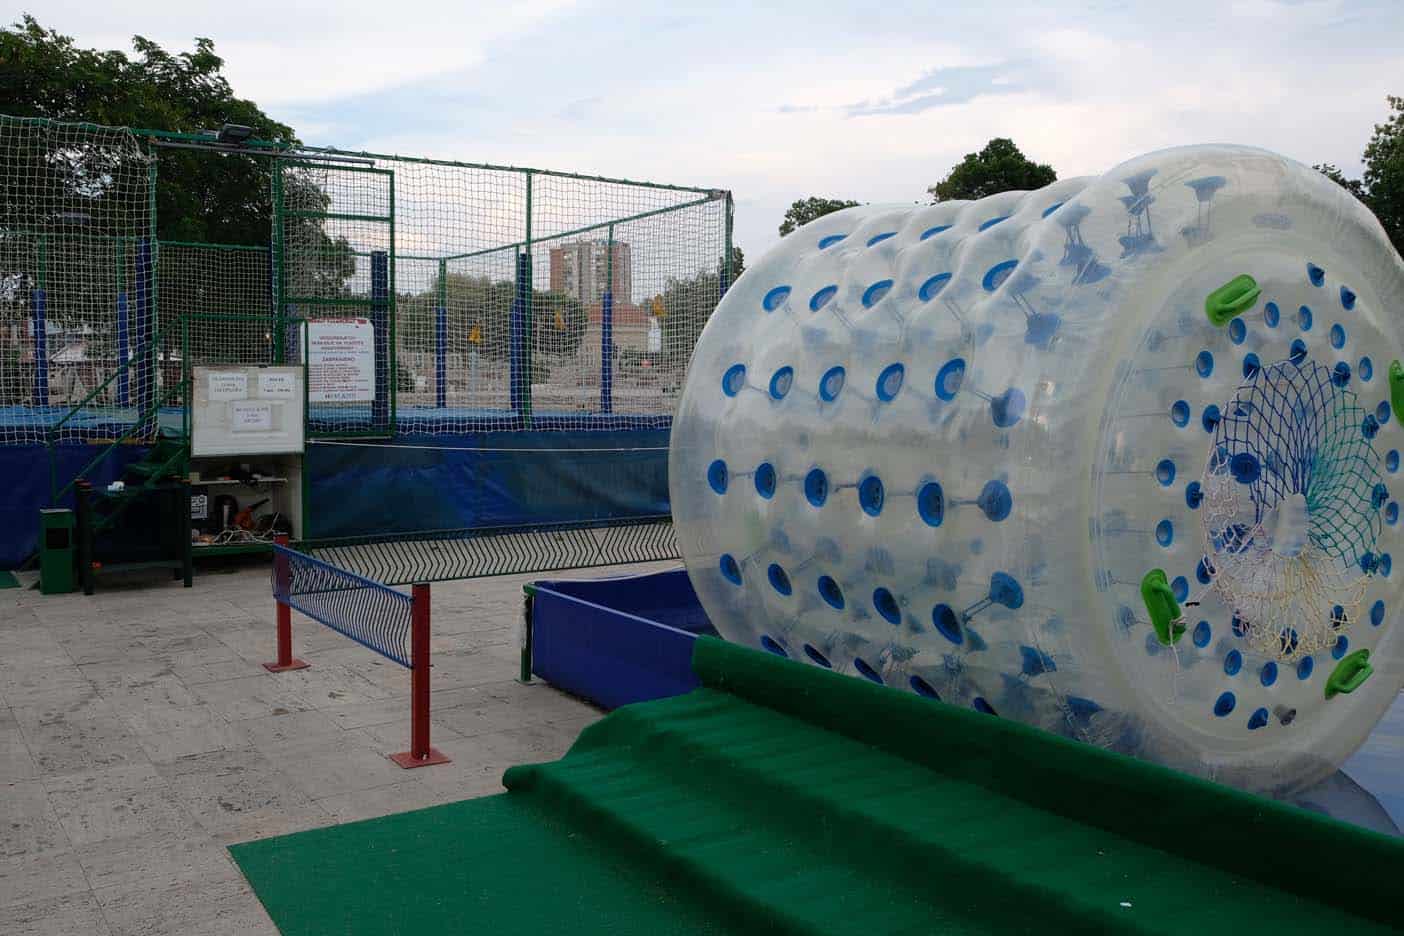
398;272;586;362
726;245;745;282
1314;96;1404;256
779;197;859;237
929;138;1056;202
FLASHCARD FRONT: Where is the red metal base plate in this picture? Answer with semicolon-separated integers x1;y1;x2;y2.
262;659;310;672
389;747;452;769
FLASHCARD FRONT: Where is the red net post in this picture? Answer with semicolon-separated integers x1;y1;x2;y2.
391;583;450;768
264;534;310;672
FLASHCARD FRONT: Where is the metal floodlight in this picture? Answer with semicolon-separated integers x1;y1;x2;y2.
216;123;254;145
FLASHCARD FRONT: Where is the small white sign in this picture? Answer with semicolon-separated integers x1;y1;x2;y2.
308;319;375;403
208;371;249;401
230;401;273;432
258;371;297;398
647;318;662;354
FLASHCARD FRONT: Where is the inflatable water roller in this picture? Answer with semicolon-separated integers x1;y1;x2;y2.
670;145;1404;793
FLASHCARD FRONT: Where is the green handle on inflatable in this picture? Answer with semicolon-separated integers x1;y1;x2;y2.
1204;274;1261;327
1325;649;1373;700
1140;569;1186;646
1389;360;1404;428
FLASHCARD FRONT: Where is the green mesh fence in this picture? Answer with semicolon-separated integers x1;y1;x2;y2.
0;116;155;443
0;115;731;442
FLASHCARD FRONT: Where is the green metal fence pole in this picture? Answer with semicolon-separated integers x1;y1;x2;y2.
523;171;533;427
271;162;286;364
387;171;397;432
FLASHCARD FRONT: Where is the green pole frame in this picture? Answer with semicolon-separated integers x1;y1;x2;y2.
271;162;286;364
523;170;533;427
725;192;735;291
387;170;397;432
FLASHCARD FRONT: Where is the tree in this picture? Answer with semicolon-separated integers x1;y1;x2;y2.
1313;97;1404;256
929;138;1056;203
779;197;859;237
726;245;745;282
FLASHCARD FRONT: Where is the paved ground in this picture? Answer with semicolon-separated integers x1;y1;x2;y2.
0;558;677;935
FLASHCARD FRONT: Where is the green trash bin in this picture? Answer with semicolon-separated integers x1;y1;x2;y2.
39;508;76;595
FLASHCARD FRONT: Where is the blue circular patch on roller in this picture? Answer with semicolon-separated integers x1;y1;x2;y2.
918;273;953;302
1290;339;1308;366
1363;414;1380;440
1330;324;1346;349
809;285;838;312
973;697;998;716
1242;353;1261;379
1247;708;1269;730
760;635;788;657
991;571;1025;609
754;462;777;499
1308;262;1325;286
978;215;1009;232
1388;450;1399;473
1196;350;1214;378
1280;628;1300;655
854;658;884;685
1373;482;1390;509
1332;604;1348;629
862;279;894;308
982;259;1018;292
1298;656;1314;680
1382;554;1393;577
977;480;1013;522
1229;318;1247;344
1341;285;1357;310
817;575;845;610
1196;557;1213;584
804;468;828;507
1224;650;1242;676
1261;661;1278;686
769;366;794;400
720;554;742;585
932;604;963;644
767;563;792;596
804;644;832;667
1361;357;1375;381
707;459;728;494
1186;481;1203;509
1156;519;1174;547
859;475;885;516
1372;599;1386;626
866;232;897;247
1230;452;1261;484
818;234;847;249
1333;362;1352;387
1333;636;1349;660
1193;620;1212;647
1171;400;1191;427
1378;400;1392;424
920;224;952;240
1214;692;1236;717
1264;302;1280;328
1171;576;1189;602
763;286;791;312
722;363;746;396
909;675;940;699
991;388;1026;428
819;365;846;402
1156;459;1176;486
1298;305;1313;331
935;358;966;401
876;363;905;401
917;481;945;527
1389;503;1399;525
1202;404;1222;433
873;587;901;625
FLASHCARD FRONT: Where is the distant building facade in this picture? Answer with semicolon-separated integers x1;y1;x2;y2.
548;240;632;305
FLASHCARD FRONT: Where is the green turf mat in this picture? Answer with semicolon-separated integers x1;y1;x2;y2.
232;637;1404;935
0;570;18;588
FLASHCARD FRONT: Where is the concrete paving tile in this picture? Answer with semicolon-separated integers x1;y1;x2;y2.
320;696;410;730
95;874;262;936
151;746;269;782
267;737;409;800
163;751;329;840
112;700;224;737
102;677;204;720
74;829;237;894
241;709;346;751
57;635;156;667
168;658;260;686
0;890;111;936
0;729;38;783
8;683;115;730
0;782;68;859
0;664;91;706
21;713;147;776
42;762;165;807
315;778;450;823
135;719;252;764
52;788;200;847
77;660;175;694
189;675;314;721
0;848;90;910
261;660;396;708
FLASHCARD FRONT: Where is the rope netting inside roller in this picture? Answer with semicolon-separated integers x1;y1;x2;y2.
1199;358;1383;661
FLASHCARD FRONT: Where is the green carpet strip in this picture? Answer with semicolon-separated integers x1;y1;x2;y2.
232;637;1404;935
0;570;19;589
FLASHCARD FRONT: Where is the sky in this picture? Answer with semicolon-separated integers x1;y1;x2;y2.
21;0;1404;260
